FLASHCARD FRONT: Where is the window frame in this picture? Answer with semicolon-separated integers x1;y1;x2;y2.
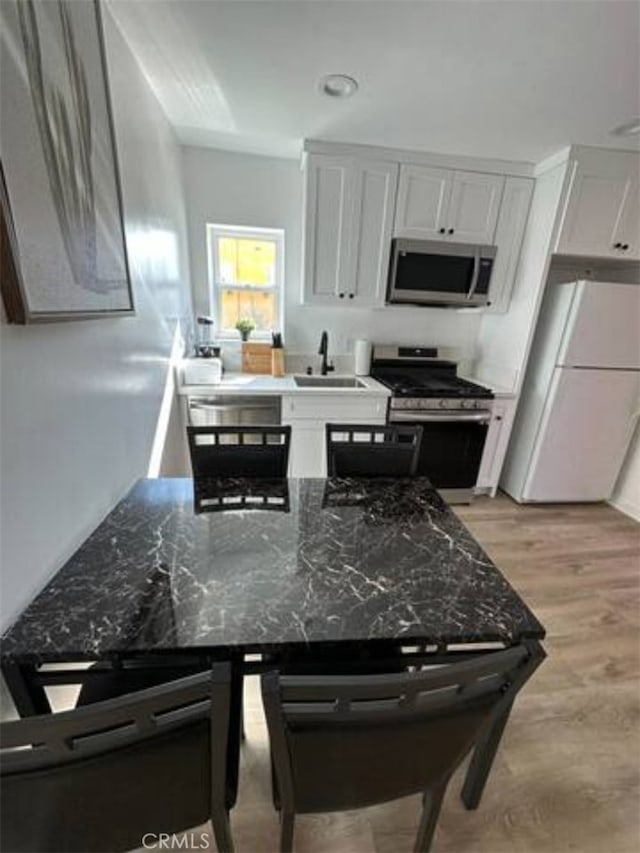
206;223;285;341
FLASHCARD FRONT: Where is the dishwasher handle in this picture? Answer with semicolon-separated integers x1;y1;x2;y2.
189;401;276;412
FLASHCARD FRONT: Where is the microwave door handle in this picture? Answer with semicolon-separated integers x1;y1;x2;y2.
467;248;480;300
388;246;401;299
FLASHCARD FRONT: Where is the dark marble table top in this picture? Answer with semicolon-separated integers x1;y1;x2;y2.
1;477;544;663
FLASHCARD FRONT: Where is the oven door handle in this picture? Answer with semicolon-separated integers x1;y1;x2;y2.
467;247;481;300
389;410;492;424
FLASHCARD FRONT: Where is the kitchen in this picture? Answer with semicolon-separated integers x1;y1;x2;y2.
176;140;639;509
0;2;639;852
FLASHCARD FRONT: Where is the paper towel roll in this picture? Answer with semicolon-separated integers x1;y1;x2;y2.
354;339;372;376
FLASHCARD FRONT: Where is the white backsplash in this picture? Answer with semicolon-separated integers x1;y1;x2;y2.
198;339;474;379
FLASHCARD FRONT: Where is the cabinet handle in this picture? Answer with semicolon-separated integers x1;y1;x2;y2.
614;242;622;249
448;228;454;235
495;416;503;421
439;228;445;234
622;244;629;251
348;293;354;299
339;292;345;298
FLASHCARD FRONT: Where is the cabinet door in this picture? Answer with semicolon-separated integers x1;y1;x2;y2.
486;177;533;313
476;399;517;494
303;154;353;303
555;152;640;258
613;168;639;260
289;425;326;477
447;171;504;243
393;165;452;238
349;160;399;305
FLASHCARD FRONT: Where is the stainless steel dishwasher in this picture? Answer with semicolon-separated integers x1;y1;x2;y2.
187;395;281;427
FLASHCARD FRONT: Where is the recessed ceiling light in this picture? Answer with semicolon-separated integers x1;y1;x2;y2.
320;74;358;99
611;118;640;137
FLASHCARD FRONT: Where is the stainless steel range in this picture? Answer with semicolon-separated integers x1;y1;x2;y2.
371;345;494;503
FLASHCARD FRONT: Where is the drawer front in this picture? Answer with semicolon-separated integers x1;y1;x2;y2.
282;395;387;422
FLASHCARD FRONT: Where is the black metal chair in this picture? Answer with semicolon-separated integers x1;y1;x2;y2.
1;665;235;853
261;645;531;852
187;426;292;479
77;427;291;737
312;423;423;673
325;423;423;477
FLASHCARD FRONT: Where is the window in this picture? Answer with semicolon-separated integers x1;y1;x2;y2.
207;224;284;339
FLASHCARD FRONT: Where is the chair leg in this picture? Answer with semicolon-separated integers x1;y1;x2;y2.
461;698;514;810
414;784;447;853
280;811;295;853
211;811;234;853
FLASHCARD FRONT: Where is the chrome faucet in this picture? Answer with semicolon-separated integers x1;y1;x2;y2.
318;331;334;376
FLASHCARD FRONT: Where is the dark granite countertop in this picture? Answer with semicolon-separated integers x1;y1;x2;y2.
1;478;544;663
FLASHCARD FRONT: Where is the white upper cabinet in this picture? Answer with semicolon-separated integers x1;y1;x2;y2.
303;155;353;301
303;154;397;306
394;165;504;243
486;177;534;313
394;165;452;238
555;149;640;260
447;171;505;243
349;160;398;304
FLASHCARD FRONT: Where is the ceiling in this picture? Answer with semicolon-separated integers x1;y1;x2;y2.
108;0;640;164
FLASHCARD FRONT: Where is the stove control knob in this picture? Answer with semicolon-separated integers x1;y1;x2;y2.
439;399;447;408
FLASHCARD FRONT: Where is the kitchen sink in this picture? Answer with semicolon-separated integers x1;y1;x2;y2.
293;376;367;389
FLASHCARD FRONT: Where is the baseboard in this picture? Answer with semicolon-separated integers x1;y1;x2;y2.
608;495;640;522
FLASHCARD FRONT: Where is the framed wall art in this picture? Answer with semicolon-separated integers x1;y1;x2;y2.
0;0;133;323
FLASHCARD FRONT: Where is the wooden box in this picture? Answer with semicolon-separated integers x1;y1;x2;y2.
241;342;272;374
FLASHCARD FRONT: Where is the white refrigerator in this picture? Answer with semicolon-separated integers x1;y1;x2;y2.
502;280;640;502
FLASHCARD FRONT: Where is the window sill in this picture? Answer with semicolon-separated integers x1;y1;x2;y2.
216;335;274;344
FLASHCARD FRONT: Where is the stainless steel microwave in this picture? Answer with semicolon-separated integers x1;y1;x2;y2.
387;238;497;308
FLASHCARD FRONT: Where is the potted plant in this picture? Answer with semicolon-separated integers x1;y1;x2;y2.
235;317;255;341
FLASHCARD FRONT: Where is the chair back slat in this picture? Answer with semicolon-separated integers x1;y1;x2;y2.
187;425;291;478
325;423;423;477
1;667;228;771
277;644;525;703
1;665;232;852
262;647;530;813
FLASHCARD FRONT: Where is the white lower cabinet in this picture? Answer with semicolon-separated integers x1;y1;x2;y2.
282;394;388;477
476;398;517;496
288;425;328;478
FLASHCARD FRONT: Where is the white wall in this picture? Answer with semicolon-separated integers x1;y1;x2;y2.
182;145;481;361
0;10;192;630
611;427;640;521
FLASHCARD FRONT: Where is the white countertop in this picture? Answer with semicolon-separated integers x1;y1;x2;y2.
459;374;517;398
176;370;390;397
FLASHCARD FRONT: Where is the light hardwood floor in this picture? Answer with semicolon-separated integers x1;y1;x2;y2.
10;495;640;853
230;496;640;853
